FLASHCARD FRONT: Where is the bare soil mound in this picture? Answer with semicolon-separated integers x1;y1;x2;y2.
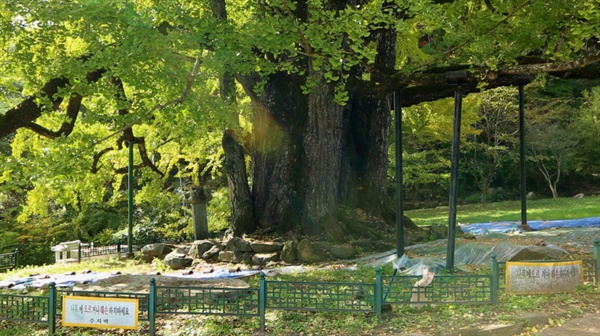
72;274;249;293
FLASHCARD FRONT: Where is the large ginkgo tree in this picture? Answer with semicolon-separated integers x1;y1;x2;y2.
1;0;599;241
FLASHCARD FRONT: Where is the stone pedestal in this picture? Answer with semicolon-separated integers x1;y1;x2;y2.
186;187;212;240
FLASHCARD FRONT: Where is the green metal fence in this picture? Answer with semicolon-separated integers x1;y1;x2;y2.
153;281;260;317
0;292;49;322
265;279;376;312
382;274;494;305
0;284;56;334
0;241;598;335
0;249;18;272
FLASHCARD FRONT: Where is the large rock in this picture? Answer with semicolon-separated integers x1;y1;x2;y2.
250;242;284;253
173;246;190;255
141;243;174;262
297;239;330;263
189;240;215;258
163;251;193;270
252;253;279;265
242;252;254;264
280;241;298;263
218;251;243;263
330;245;355;259
202;245;221;261
225;237;253;252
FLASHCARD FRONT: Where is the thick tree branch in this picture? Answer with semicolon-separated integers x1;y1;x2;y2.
499;53;600;75
0;68;104;139
136;137;165;177
24;93;83;139
90;147;114;173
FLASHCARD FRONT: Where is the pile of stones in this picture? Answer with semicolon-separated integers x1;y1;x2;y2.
140;237;357;270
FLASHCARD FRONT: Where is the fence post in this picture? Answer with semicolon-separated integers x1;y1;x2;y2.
149;278;156;336
490;254;498;305
48;282;56;336
375;268;382;321
259;272;266;332
77;244;81;263
117;240;122;254
14;248;18;269
594;239;600;286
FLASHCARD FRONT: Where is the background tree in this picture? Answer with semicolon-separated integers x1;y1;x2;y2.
526;123;578;198
462;87;519;203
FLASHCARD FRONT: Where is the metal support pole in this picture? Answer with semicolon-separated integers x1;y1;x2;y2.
259;273;266;331
594;239;600;286
490;254;498;304
149;278;156;336
446;87;463;271
48;282;56;336
518;85;529;230
394;91;405;259
127;140;134;258
375;268;383;320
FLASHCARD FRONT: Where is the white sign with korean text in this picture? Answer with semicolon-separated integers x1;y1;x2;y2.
62;296;139;329
506;260;583;294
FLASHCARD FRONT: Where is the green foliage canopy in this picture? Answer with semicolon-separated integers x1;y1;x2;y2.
0;0;599;239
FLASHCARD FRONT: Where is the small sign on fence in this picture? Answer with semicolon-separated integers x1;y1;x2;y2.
62;296;139;330
506;260;583;294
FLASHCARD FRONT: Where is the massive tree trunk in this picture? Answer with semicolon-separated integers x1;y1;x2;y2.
244;1;403;240
251;72;308;234
242;1;424;240
302;71;346;240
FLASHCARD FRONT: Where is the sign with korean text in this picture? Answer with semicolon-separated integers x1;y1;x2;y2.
62;296;139;329
506;260;583;294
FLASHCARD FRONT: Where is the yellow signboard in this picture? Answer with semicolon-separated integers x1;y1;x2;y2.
506;260;583;294
62;296;139;330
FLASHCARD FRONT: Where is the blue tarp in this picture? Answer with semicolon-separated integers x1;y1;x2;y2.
460;216;600;235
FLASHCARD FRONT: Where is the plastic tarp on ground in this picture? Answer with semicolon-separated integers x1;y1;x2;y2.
460;217;600;235
0;266;311;291
362;239;570;275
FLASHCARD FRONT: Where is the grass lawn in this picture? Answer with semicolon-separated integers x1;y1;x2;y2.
405;196;600;227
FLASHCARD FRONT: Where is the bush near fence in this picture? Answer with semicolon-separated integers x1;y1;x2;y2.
0;241;598;335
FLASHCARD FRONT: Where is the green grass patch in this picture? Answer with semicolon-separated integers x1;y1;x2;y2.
406;196;600;226
0;257;154;282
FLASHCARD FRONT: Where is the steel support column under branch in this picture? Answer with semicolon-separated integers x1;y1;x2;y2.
445;70;468;271
518;84;529;230
394;91;405;259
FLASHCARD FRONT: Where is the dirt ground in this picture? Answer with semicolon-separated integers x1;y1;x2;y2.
535;312;600;335
72;274;250;293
